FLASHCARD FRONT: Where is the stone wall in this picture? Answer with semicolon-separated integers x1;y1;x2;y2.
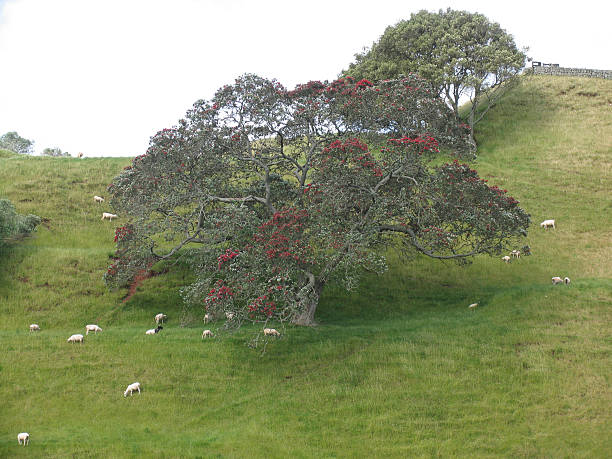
530;66;612;79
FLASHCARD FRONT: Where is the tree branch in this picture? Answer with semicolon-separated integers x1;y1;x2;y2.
378;224;483;259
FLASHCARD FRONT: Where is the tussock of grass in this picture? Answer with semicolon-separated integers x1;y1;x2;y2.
1;75;611;457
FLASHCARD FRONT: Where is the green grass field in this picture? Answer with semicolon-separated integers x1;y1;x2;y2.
1;75;611;457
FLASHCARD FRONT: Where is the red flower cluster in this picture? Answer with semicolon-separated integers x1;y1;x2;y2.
206;279;234;304
114;225;133;243
253;208;312;263
387;135;440;154
217;248;240;269
247;294;276;317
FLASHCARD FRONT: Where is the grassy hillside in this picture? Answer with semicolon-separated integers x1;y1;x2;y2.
1;75;611;457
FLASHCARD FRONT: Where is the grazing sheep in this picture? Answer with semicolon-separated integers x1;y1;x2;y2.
540;219;555;230
93;195;105;203
511;250;521;258
204;313;212;324
77;152;84;158
502;255;511;263
225;311;235;320
85;324;102;335
145;326;163;335
263;328;281;337
202;329;213;339
67;334;84;343
552;277;563;285
155;313;167;324
468;303;478;309
101;212;118;221
564;277;571;285
17;432;29;446
123;382;141;397
29;324;40;332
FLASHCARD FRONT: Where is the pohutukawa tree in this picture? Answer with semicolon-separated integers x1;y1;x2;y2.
106;74;529;329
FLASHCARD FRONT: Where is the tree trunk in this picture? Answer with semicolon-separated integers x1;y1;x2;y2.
292;276;325;326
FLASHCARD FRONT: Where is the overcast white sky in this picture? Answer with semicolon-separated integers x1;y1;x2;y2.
1;0;610;157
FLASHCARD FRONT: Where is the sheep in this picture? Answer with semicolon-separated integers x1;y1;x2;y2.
564;277;571;285
540;219;555;230
552;277;564;285
202;329;213;339
502;255;511;263
17;432;29;446
145;325;163;335
468;303;478;309
123;382;141;397
225;311;235;320
29;324;40;332
94;195;105;203
67;334;84;343
263;328;281;337
85;324;102;335
101;212;118;221
155;313;167;324
77;152;84;158
510;250;521;259
204;313;212;324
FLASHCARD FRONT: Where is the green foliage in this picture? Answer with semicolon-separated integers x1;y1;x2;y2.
0;131;34;155
344;8;526;135
0;198;41;246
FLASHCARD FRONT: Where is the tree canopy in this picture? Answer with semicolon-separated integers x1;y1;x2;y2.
106;74;529;332
0;131;34;155
344;9;526;138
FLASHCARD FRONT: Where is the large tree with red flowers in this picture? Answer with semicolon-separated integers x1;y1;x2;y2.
105;74;528;329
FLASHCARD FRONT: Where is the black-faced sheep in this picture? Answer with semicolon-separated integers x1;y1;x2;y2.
145;326;163;335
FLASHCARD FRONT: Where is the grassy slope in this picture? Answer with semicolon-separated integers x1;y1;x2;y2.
1;75;611;457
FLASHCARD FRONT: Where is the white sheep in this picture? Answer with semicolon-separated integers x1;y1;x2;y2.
502;255;511;263
202;329;213;338
67;334;84;343
468;303;478;309
552;276;563;285
93;195;105;203
124;382;141;397
85;324;102;335
145;326;163;335
225;311;235;320
155;313;167;324
29;324;40;332
540;219;555;230
101;212;118;221
204;313;212;324
17;432;29;446
564;277;571;285
510;250;521;258
263;328;281;337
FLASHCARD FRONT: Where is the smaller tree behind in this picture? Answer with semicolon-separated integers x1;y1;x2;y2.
42;147;69;157
0;131;34;155
344;9;526;140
